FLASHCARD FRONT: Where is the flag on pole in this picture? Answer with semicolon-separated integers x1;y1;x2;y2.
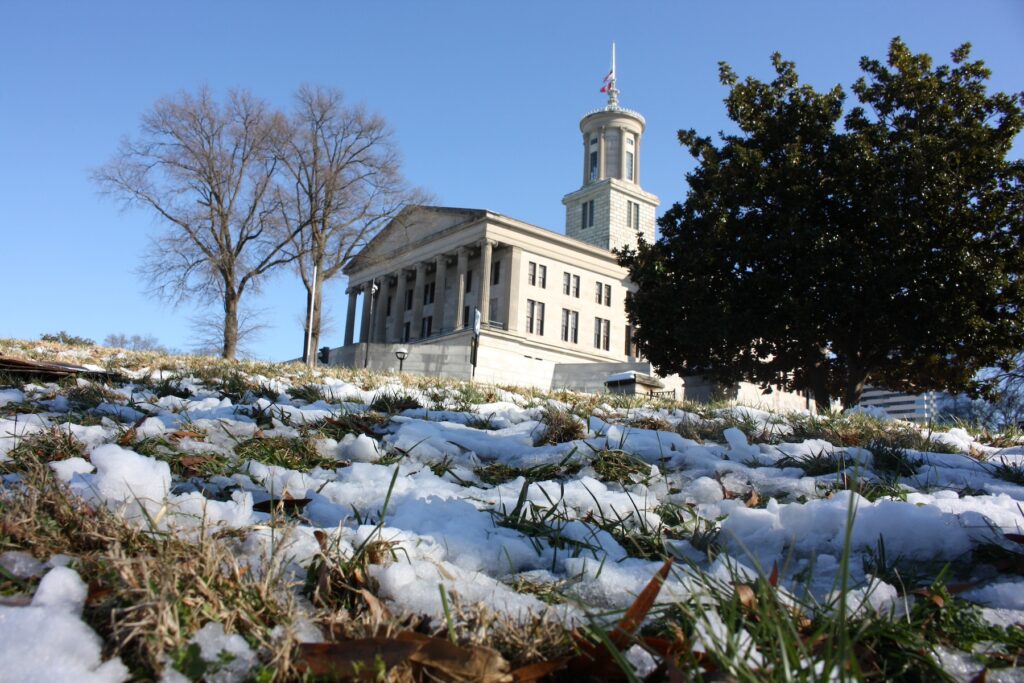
600;69;613;93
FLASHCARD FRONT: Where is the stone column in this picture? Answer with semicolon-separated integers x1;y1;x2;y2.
433;254;447;333
391;269;408;341
479;240;494;326
374;274;391;342
359;284;372;343
411;262;427;339
582;132;589;183
344;288;358;346
454;246;468;330
619;126;627;180
635;134;641;185
504;246;522;333
598;126;606;180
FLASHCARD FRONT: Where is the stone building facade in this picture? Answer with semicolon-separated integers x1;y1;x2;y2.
330;63;812;412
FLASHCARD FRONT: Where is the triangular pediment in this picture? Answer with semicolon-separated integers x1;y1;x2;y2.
345;205;486;276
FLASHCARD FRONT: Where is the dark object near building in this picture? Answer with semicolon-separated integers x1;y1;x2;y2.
318;347;331;364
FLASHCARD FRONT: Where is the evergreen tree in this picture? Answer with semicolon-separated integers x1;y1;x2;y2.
619;39;1024;409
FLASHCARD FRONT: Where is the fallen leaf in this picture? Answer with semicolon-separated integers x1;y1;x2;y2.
735;583;758;611
510;658;569;682
169;429;206;441
611;558;673;647
768;560;779;587
296;638;422;679
567;559;674;681
745;490;760;508
395;631;512;682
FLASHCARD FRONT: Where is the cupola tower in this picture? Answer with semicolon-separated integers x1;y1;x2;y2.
562;44;660;252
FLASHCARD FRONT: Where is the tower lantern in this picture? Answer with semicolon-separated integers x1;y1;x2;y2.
563;44;659;252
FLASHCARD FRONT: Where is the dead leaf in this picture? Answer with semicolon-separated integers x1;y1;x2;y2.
745;490;760;508
169;429;206;441
611;558;673;647
178;454;220;474
395;631;512;682
357;588;389;622
912;587;945;608
510;658;570;682
567;559;675;681
735;583;758;611
296;638;422;679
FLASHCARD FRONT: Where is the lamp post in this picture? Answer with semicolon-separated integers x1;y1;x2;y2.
394;347;409;374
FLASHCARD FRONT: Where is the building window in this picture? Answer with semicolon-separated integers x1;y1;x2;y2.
528;261;536;286
604;284;611;306
626;151;634;181
538;264;547;288
423;282;435;305
594;317;610;351
421;316;432;338
563;272;570;295
627;135;634;146
561;309;579;343
572;275;580;298
492;260;501;285
595;282;603;304
589;148;598;181
405;289;413;311
463;305;470;329
527;300;544;335
465;269;473;293
627;200;639;228
625;325;640;357
581;200;595;229
386;296;392;317
403;321;410;342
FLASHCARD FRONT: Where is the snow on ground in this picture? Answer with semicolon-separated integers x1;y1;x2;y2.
2;360;1024;678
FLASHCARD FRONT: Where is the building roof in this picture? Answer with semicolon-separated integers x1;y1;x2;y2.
344;204;623;279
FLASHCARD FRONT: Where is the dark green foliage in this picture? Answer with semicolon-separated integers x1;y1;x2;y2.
776;448;848;476
620;38;1024;410
538;406;586;444
868;441;920;476
234;436;336;471
40;331;96;346
369;388;422;414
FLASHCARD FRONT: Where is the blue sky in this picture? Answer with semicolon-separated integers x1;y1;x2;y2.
3;1;1022;360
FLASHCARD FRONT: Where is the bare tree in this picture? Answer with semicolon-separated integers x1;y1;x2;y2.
276;85;427;363
93;87;299;359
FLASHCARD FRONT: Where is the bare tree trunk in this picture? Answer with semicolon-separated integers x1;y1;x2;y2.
301;269;325;364
223;293;239;360
842;365;869;411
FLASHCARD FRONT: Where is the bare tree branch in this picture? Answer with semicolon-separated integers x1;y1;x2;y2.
276;85;431;363
93;87;295;358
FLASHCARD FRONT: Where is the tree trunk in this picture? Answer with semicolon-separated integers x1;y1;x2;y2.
807;362;832;413
223;292;239;360
842;367;870;410
301;270;324;365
